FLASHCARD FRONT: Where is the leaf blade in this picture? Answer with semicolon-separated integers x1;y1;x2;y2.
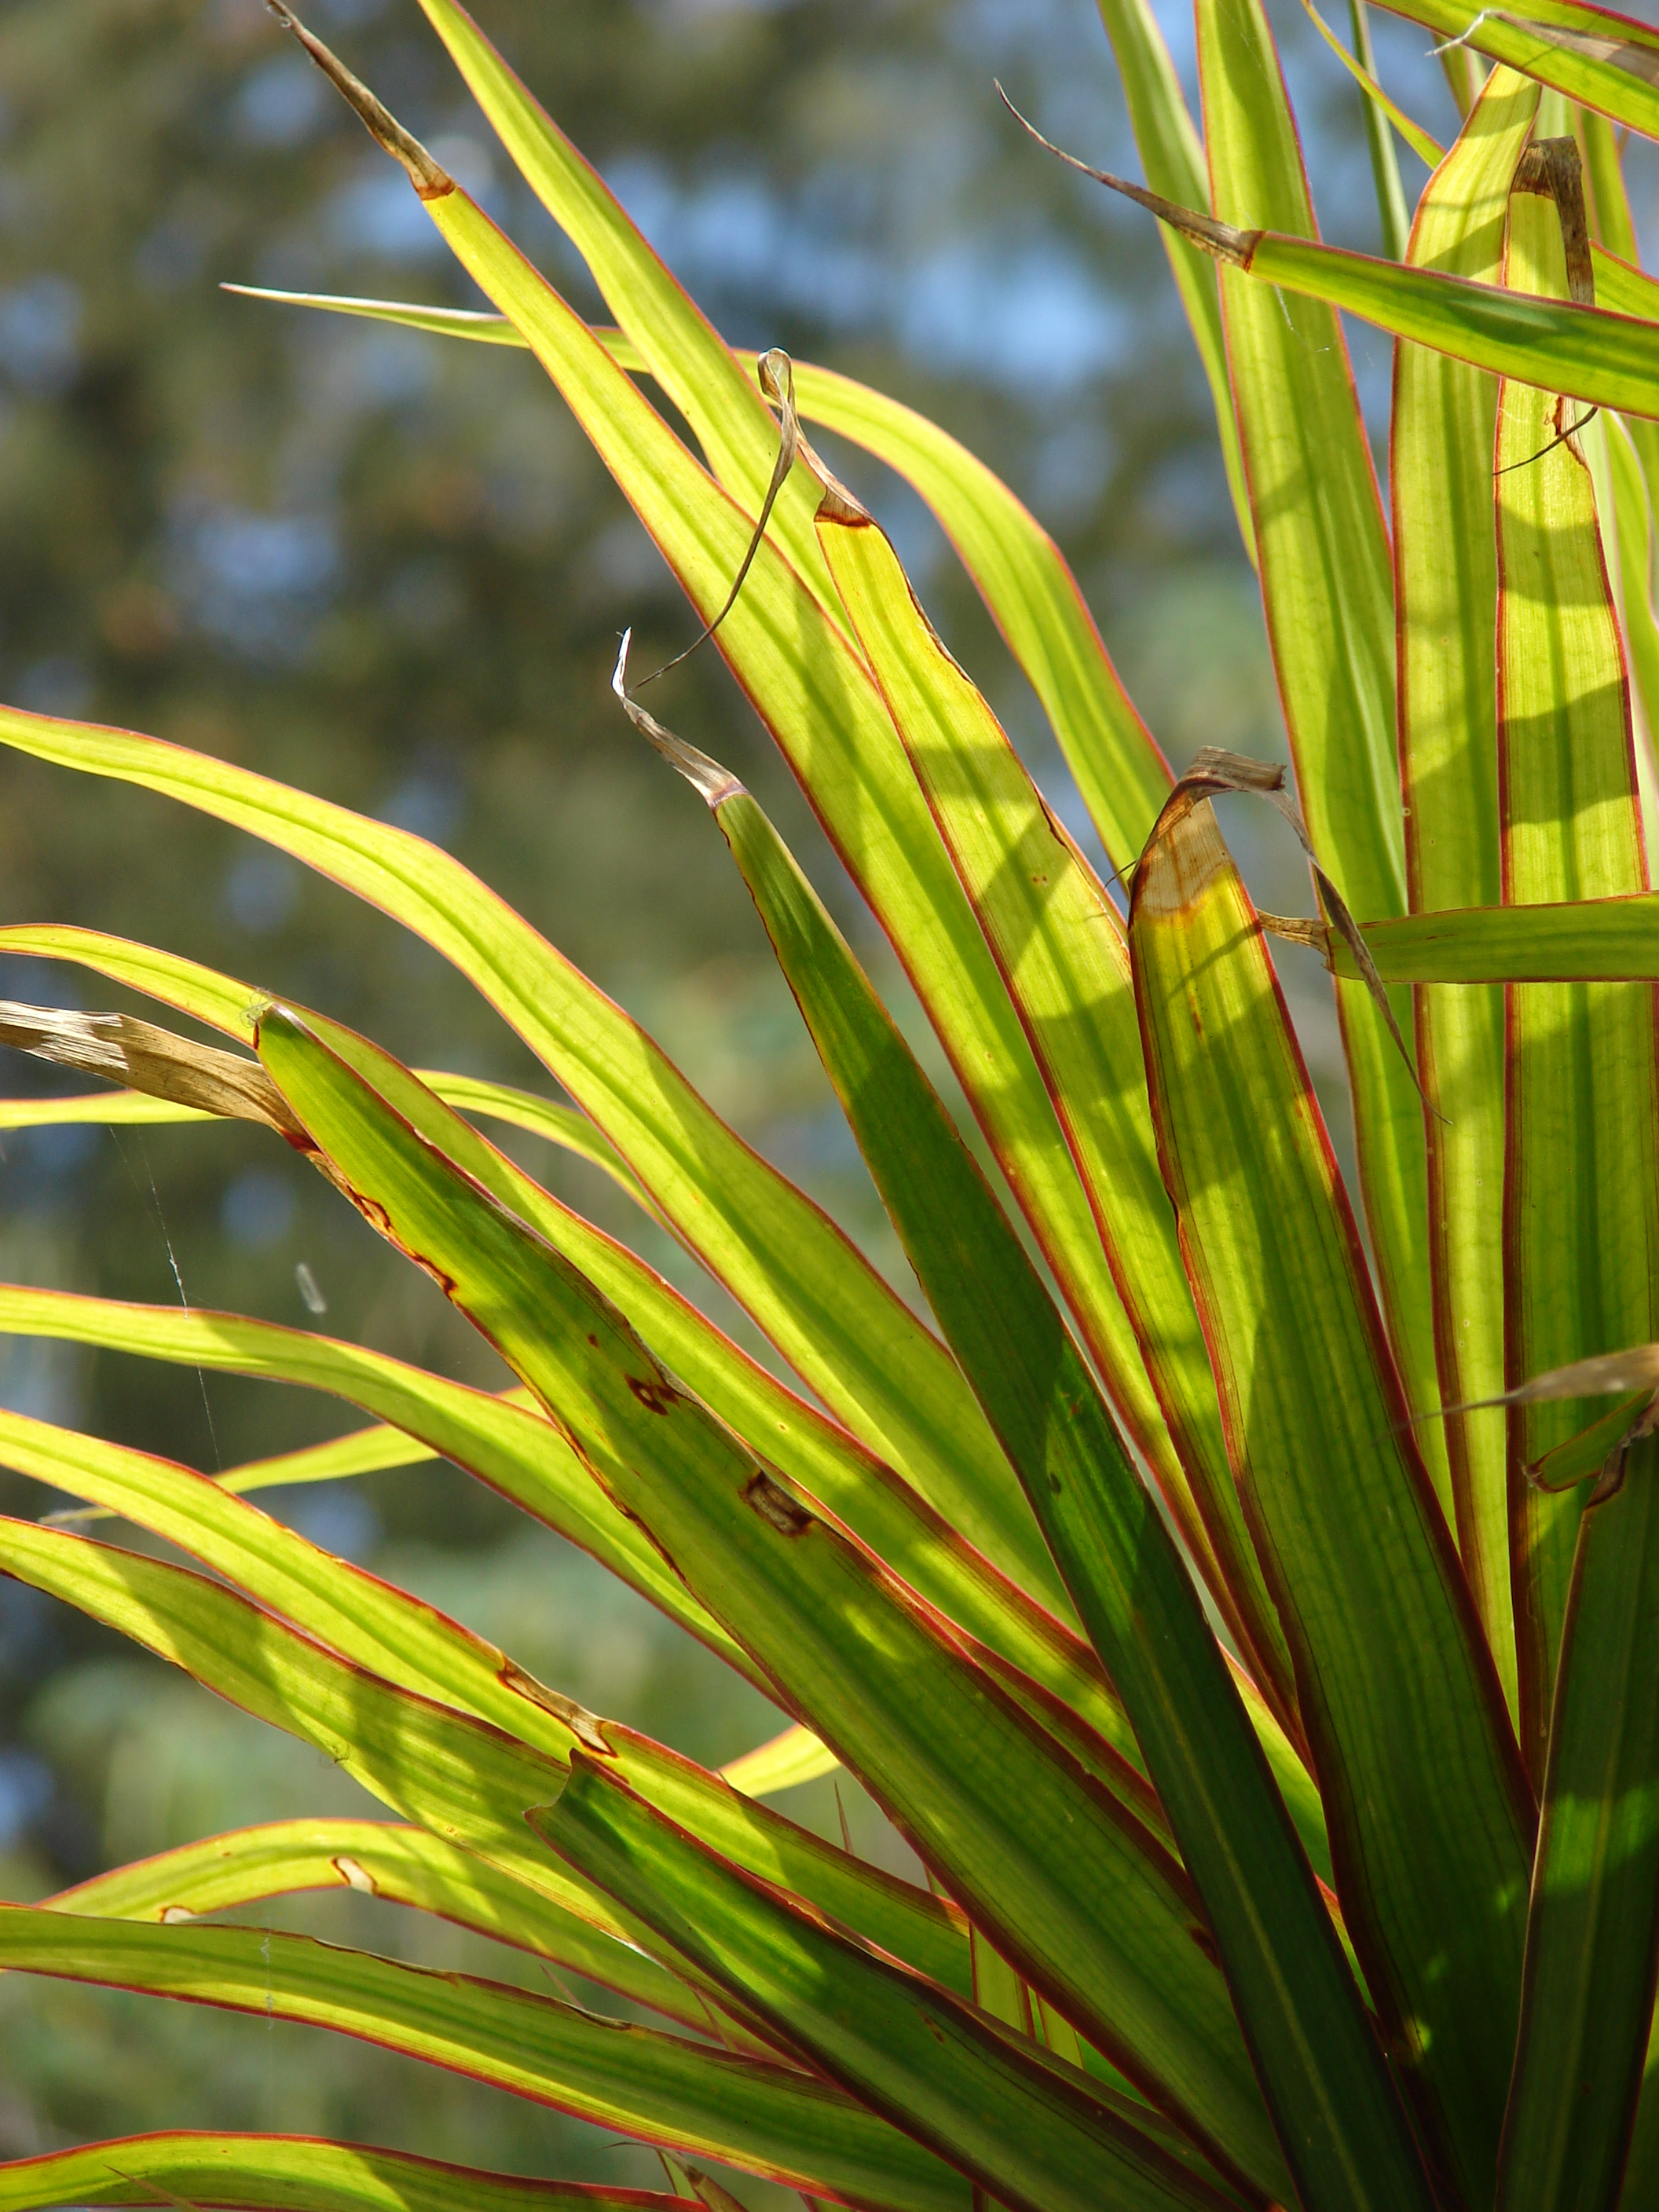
1129;790;1533;2206
0;1908;965;2212
1496;1439;1659;2209
537;1758;1240;2212
1393;62;1540;1726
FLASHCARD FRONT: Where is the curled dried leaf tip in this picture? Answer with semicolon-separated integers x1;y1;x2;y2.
611;632;743;809
1138;749;1425;1103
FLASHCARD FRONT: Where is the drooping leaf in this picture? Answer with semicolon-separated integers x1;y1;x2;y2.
44;1817;698;2031
0;930;1130;1743
253;1002;1293;2205
0;1282;747;1678
1129;785;1533;2205
0;1906;966;2212
0;1508;967;2001
1392;63;1540;1721
225;291;1175;878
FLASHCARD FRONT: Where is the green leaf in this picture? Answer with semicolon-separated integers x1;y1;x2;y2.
0;1280;745;1677
0;698;1052;1612
0;1506;965;2003
1296;0;1445;170
1379;1;1659;145
0;925;1126;1749
266;36;1173;1614
1496;1437;1659;2210
46;1816;698;2031
1392;63;1540;1726
0;2133;687;2212
716;1723;838;1798
0;1907;965;2212
536;1757;1241;2212
496;739;1407;2200
1318;894;1659;982
1624;2011;1659;2209
407;0;845;629
1341;0;1415;257
1196;0;1449;1521
1600;414;1659;870
226;292;1174;877
1090;0;1256;565
288;996;1154;1788
800;502;1298;1735
1129;789;1533;2206
253;1002;1294;2205
1495;182;1659;1786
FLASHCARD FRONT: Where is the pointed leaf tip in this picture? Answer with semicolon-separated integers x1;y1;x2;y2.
995;86;1256;269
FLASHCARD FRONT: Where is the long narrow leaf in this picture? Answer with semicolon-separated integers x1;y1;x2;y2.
252;1003;1294;2205
1392;64;1540;1721
1495;176;1659;1783
0;1511;966;2001
46;1818;698;2031
1196;0;1448;1514
0;2134;685;2212
407;0;844;628
1130;786;1533;2206
0;1908;965;2212
226;291;1176;880
537;1757;1240;2212
804;489;1300;1738
1496;1437;1659;2208
0;705;1059;1611
1320;893;1659;980
0;928;1141;1748
1379;0;1659;145
253;16;1185;1614
1090;0;1256;563
0;1282;747;1677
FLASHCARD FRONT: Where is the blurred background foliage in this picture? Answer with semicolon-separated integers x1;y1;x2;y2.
0;0;1643;2181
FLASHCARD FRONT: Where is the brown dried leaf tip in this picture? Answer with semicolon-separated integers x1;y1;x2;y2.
0;1000;307;1141
996;86;1256;269
262;2;452;200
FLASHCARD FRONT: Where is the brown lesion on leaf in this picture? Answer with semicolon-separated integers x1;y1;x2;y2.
745;1470;813;1536
627;1375;677;1416
500;1658;614;1756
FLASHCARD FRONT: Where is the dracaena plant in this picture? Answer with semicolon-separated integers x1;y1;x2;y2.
3;2;1659;2208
